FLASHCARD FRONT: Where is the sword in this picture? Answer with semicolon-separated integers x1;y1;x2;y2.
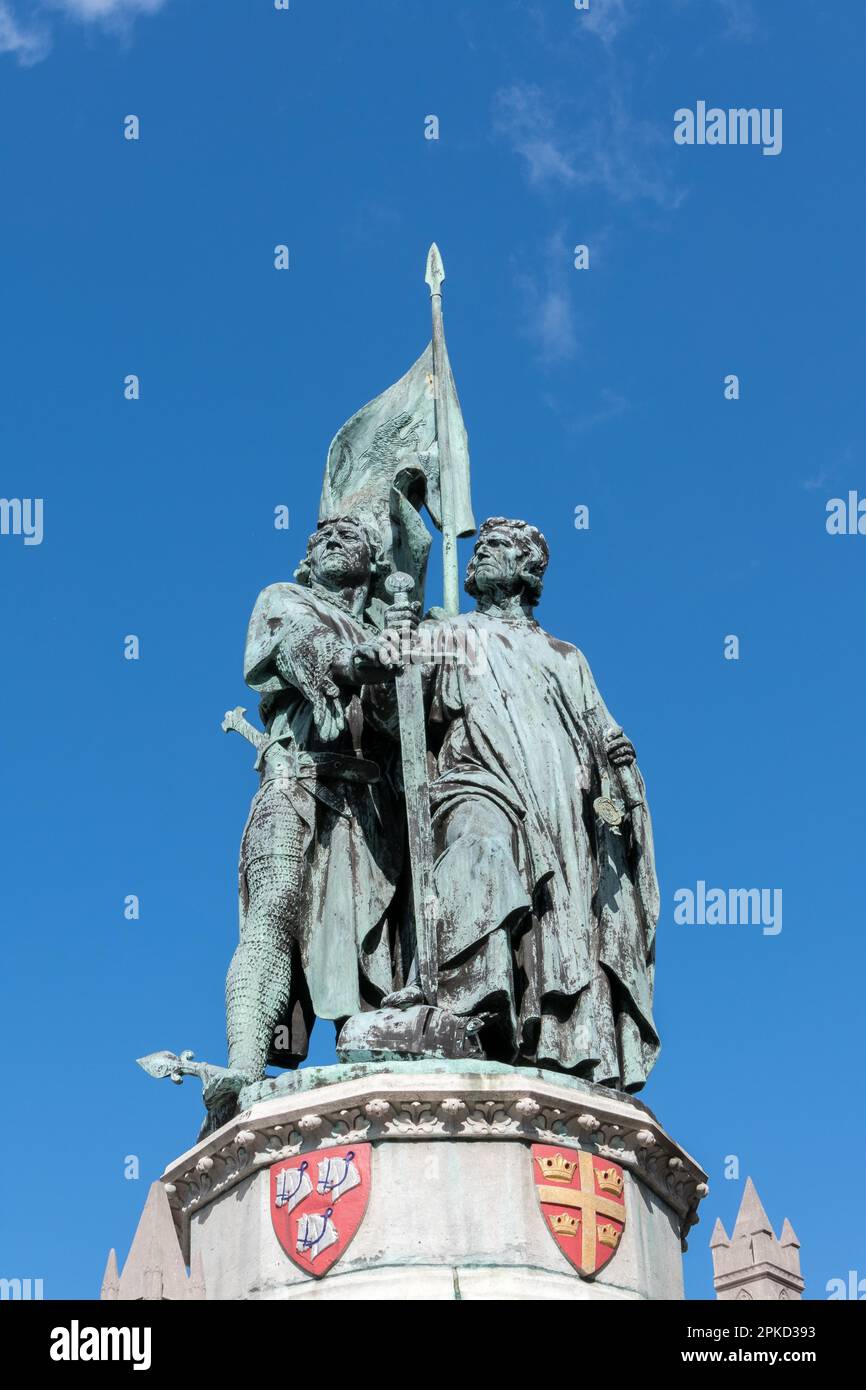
221;705;266;750
384;571;438;1004
593;725;644;828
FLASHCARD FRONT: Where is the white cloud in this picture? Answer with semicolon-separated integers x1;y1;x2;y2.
0;1;49;64
493;80;684;209
0;0;169;64
582;0;633;46
568;0;757;48
493;83;577;189
541;384;630;435
531;287;577;363
670;0;759;43
714;0;758;41
44;0;168;18
513;230;580;367
800;445;853;493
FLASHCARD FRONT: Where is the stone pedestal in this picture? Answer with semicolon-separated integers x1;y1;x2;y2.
153;1063;707;1301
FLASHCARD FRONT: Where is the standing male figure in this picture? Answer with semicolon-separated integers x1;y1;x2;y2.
425;517;660;1090
225;515;408;1084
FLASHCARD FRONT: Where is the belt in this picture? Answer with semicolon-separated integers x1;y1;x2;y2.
257;735;379;786
297;751;380;784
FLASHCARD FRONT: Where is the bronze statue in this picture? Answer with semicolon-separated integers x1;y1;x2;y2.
139;249;660;1123
422;517;660;1089
224;514;408;1084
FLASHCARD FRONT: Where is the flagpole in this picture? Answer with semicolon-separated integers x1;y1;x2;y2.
425;243;460;616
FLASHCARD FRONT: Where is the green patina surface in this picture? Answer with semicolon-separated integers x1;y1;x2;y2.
238;1058;658;1123
139;252;663;1140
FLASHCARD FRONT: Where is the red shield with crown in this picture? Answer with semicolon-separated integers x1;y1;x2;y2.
270;1144;371;1278
532;1144;626;1278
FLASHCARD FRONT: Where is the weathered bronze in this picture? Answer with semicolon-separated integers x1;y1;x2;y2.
423;518;659;1089
140;249;660;1129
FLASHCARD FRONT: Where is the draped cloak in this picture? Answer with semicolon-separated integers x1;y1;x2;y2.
427;613;660;1090
241;583;403;1032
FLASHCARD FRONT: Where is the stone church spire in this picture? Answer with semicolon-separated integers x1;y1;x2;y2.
710;1177;804;1300
101;1181;205;1301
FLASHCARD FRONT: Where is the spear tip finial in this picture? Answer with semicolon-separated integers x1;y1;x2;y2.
425;242;445;294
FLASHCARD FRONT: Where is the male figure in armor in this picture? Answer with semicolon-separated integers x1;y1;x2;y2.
224;515;407;1085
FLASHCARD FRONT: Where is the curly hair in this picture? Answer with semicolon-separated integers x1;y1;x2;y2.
294;514;388;588
464;517;550;607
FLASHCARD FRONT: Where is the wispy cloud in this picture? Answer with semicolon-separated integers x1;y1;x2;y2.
582;0;633;46
714;0;758;41
0;1;48;64
528;285;577;364
1;0;169;64
578;0;759;48
493;80;684;209
44;0;169;18
512;229;581;366
493;82;577;190
529;0;759;50
541;384;630;435
669;0;760;44
523;0;639;51
800;445;854;493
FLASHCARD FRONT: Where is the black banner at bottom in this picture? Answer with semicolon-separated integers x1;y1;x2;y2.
2;1294;859;1375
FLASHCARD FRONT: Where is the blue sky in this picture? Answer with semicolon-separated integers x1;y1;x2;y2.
1;0;864;1300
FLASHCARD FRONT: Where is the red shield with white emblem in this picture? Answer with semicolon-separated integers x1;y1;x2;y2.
532;1144;626;1278
270;1143;371;1278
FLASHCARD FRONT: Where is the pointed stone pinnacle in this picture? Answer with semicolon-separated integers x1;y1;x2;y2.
711;1178;805;1300
709;1216;730;1249
113;1181;190;1301
779;1217;800;1248
100;1248;120;1301
732;1176;775;1239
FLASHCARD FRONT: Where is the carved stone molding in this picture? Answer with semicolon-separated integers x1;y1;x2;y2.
161;1069;708;1260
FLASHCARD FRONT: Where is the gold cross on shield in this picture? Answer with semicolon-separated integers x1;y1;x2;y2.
537;1151;625;1276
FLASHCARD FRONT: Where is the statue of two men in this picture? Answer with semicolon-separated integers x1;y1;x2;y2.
224;513;660;1095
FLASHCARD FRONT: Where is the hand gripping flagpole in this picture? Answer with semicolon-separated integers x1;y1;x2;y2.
425;243;460;617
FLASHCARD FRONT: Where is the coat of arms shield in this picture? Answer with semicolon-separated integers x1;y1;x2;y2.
532;1144;626;1278
270;1143;371;1278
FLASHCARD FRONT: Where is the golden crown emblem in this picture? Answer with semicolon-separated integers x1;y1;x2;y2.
597;1222;622;1250
597;1166;624;1197
549;1211;579;1238
536;1152;577;1184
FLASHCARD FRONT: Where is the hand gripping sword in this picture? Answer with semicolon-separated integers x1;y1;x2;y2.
384;572;438;1004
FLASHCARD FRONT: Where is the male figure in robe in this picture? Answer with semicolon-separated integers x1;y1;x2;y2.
424;517;660;1091
224;515;407;1084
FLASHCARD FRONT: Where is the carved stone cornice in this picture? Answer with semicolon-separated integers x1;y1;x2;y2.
161;1070;708;1261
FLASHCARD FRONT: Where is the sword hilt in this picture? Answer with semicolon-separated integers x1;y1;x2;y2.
605;725;643;811
221;705;266;749
384;571;415;611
